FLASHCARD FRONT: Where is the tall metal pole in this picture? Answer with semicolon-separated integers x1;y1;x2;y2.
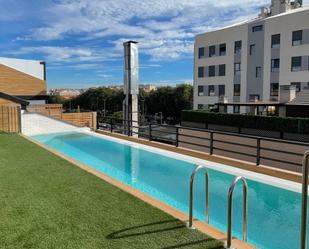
300;151;309;249
123;41;139;136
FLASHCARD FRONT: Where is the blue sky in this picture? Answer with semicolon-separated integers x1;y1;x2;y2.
1;0;308;88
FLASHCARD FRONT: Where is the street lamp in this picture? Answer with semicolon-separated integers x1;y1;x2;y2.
155;112;163;124
103;98;107;117
140;98;145;120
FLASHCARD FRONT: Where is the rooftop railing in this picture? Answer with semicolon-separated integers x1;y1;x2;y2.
98;116;309;171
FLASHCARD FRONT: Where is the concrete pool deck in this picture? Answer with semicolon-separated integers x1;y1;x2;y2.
22;133;257;249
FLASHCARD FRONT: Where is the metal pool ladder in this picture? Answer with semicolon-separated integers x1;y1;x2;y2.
300;150;309;249
188;165;209;229
226;176;248;249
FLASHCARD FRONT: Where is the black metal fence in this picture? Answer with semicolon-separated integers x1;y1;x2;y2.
98;116;309;172
181;121;309;143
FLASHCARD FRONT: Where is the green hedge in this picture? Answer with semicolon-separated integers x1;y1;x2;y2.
181;110;309;134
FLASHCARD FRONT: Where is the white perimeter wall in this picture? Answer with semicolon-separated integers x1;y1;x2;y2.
22;113;90;136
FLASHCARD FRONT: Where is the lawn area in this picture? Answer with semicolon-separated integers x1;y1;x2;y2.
0;134;224;249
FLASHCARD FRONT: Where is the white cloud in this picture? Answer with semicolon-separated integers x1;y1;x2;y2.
12;0;309;62
19;0;274;61
10;46;119;64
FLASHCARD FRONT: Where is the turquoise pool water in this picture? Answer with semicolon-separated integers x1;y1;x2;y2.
32;132;308;249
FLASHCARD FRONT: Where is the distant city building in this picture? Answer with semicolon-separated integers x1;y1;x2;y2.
0;57;47;105
176;82;193;87
140;84;157;93
107;85;123;91
49;88;83;99
194;0;309;115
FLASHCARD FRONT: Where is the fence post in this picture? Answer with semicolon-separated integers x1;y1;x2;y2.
256;138;261;166
210;131;214;155
93;112;97;130
128;119;131;137
149;123;152;141
110;118;113;133
176;126;179;147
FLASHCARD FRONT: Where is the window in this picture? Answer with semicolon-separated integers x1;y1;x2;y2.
291;82;301;92
233;105;240;114
249;94;260;102
234;84;240;96
209;66;215;77
198;86;204;96
250;44;256;55
219;43;226;56
234;63;241;75
198;104;207;110
198;67;204;78
209;45;216;57
271;59;280;72
219;85;225;97
271;34;280;48
198;47;205;58
234;41;242;54
219;64;226;76
256;66;262;78
252;25;263;32
291;56;302;71
208;85;215;96
270;83;279;96
292;30;303;46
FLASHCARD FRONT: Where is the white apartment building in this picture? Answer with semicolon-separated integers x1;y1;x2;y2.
194;0;309;114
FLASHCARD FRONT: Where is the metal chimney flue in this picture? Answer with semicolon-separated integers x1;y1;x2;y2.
123;41;139;136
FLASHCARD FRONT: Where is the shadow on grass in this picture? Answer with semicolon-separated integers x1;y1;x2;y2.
106;219;184;240
106;219;224;249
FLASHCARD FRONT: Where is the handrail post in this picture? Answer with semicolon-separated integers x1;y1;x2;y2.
256;138;261;166
176;126;179;147
226;176;248;249
300;151;309;249
188;165;209;229
128;119;131;137
210;131;214;155
110;118;113;133
149;123;152;141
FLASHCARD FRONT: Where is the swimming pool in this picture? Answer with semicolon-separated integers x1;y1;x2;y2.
31;131;308;249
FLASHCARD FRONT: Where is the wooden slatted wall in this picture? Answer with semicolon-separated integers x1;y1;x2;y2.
61;112;97;130
0;105;21;133
27;104;63;119
27;104;97;130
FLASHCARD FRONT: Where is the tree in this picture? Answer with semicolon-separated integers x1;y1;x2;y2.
57;84;193;124
70;87;124;114
47;95;67;105
144;84;193;123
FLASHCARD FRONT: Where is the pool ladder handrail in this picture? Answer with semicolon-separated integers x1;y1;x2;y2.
300;150;309;249
226;176;248;249
188;165;209;229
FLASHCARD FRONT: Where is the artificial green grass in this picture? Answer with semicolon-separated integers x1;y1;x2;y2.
0;134;224;249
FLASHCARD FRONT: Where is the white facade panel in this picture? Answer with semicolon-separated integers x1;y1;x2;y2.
0;57;45;80
194;4;309;112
